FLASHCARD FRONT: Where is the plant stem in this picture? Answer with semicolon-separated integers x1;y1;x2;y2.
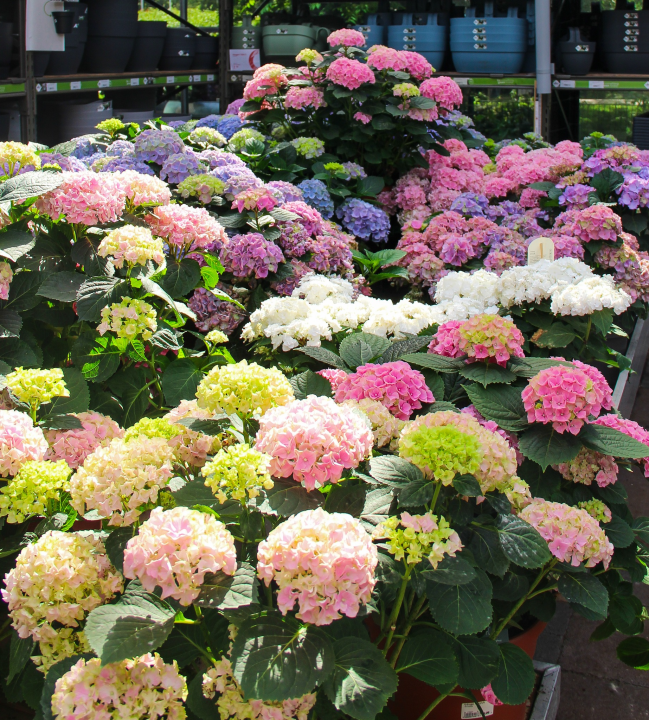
389;594;427;669
382;566;411;656
579;316;592;357
415;689;455;720
430;481;442;514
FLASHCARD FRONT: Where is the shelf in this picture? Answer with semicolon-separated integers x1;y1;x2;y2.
0;79;26;99
444;73;536;88
34;70;217;95
553;74;649;90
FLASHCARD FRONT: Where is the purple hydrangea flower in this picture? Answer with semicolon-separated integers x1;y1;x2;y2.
267;180;304;203
99;156;155;175
39;152;86;172
222;232;284;279
558;183;593;208
199;150;245;170
297;179;334;220
166;120;187;129
335;198;390;243
160;151;205;184
225;98;246;115
69;136;104;159
439;234;477;265
80;152;106;167
217;115;244;140
106;140;136;158
341;162;367;180
617;171;649;210
134;129;185;164
188;286;246;334
450;192;489;217
195;114;221;129
211;165;263;198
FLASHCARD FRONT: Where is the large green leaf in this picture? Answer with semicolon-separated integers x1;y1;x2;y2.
459;363;516;387
532;322;577;349
468;526;509;577
605;515;635;548
4;270;45;311
491;643;535;705
104;527;133;574
400;353;463;373
419;555;477;586
359;487;394;531
171;478;239;516
508;357;573;377
558;573;609;616
369;456;423;487
580;424;649;459
376;336;431;364
46;367;90;415
297;346;348;369
617;637;649;670
0;170;63;202
397;479;436;507
195;562;259;609
426;568;493;635
75;277;127;322
159;625;205;668
323;637;397;720
448;635;500;689
324;484;366;516
290;369;334;399
0;309;22;337
37;271;87;302
339;333;391;369
609;593;644;635
464;384;528;432
395;630;458;687
7;631;34;683
518;425;581;469
452;474;482;497
71;333;121;383
495;515;552;568
260;478;324;516
0;227;36;261
108;366;150;426
633;517;649;548
231;613;334;701
161;258;201;298
0;338;38;367
161;359;204;407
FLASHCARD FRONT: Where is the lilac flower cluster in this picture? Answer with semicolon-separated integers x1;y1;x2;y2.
267;181;303;203
449;192;490;217
100;156;155;175
617;169;649;210
212;165;263;198
335;198;390;243
199;150;245;170
160;151;205;184
69;136;103;159
134;129;185;164
188;287;247;334
558;184;593;209
297;179;334;219
222;233;285;279
39;153;86;172
106;140;135;158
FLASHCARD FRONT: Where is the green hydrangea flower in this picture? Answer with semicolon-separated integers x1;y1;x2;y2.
177;174;225;204
124;417;178;442
578;498;612;523
5;367;68;412
96;118;126;136
202;443;273;504
228;128;265;153
0;459;71;523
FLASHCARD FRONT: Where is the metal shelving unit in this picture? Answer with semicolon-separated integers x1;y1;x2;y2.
33;71;216;95
0;80;26;99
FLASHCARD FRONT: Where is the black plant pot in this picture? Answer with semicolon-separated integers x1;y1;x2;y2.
158;27;196;71
82;0;137;73
125;21;167;72
0;22;13;78
192;34;218;69
83;37;136;73
52;10;76;34
46;3;87;75
558;27;595;75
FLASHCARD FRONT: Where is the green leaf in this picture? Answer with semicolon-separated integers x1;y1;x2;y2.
394;629;458;687
41;654;94;720
419;555;477;586
609;593;644;635
369;456;423;487
590;618;616;642
397;480;435;507
617;637;649;670
591;308;614;337
0;171;63;202
376;336;431;364
162;257;201;298
464;384;528;432
39;414;83;430
297;346;349;369
323;637;397;720
580;424;649;459
469;526;509;577
7;631;34;683
0;227;36;261
0;309;22;337
492;572;529;601
175;417;230;435
159;625;205;668
459;363;516;386
231;613;334;701
325;484;366;516
528;181;557;191
75;277;126;321
151;328;181;352
633;517;649;548
0;338;38;367
448;635;500;689
187;672;218;720
104;527;133;574
338;333;391;369
46;368;90;416
20;659;44;711
605;515;635;548
71;333;121;383
426;568;493;635
558;573;609;616
4;270;45;311
491;643;535;705
400;353;463;373
84;590;175;664
195;562;258;609
357;176;385;197
453;474;482;497
495;515;552;568
590;168;624;200
172;478;237;512
532;322;577;348
518;425;581;469
508;357;573;378
161;359;204;407
360;487;393;531
261;478;324;516
37;271;87;302
290;369;334;399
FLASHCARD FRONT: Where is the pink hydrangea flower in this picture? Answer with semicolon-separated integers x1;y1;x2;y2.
145;204;228;255
257;508;377;625
0;261;11;300
334;361;433;420
519;188;546;208
520;498;614;568
570;359;613;412
232;186;277;213
254;396;374;491
484;175;517;199
428;320;464;358
521;365;609;434
284;86;326;111
117;169;171;207
221;232;284;279
317;369;349;393
0;409;48;477
326;58;375;90
439;234;478;265
401;51;433;80
594;414;649;476
419;77;463;110
45;412;124;470
123;507;237;605
556;448;618;487
481;685;503;707
552;234;584;260
366;45;407;71
327;29;366;47
354;112;372;124
555;205;622;242
243;65;287;100
35;171;126;225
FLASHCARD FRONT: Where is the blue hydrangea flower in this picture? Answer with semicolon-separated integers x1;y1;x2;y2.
195;114;222;129
134;129;185;164
160;151;205;184
106;140;136;158
211;165;263;198
341;162;367;180
297;179;334;220
449;193;489;217
100;156;155;175
166;120;187;129
69;136;105;159
217;115;244;140
80;152;106;167
199;150;245;170
335;198;390;243
39;152;86;172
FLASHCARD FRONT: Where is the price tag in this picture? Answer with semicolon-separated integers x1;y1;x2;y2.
97;79;110;88
589;80;604;88
46;83;57;92
559;79;576;88
454;77;469;86
166;76;175;83
461;702;494;719
191;74;201;82
130;77;140;86
70;81;81;90
207;74;215;81
528;236;555;264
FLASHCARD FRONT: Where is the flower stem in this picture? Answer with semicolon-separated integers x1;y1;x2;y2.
429;481;442;514
415;689;455;720
382;566;412;656
389;594;427;669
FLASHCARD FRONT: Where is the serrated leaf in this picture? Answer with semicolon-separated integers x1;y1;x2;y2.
172;479;239;515
609;593;644;635
580;424;649;459
339;333;391;369
558;573;608;616
495;515;552;568
0;227;36;261
419;555;477;586
75;277;126;321
7;632;34;683
369;456;423;487
297;346;348;369
324;484;366;516
375;336;431;364
45;367;89;416
290;369;334;399
464;384;528;432
161;359;204;407
176;417;230;435
360;487;393;530
605;515;635;548
518;425;581;470
426;568;493;635
0;171;63;202
491;643;535;705
448;636;500;689
71;333;121;383
453;474;482;497
159;625;205;668
39;414;83;430
151;328;181;351
460;363;516;387
260;478;324;516
4;270;45;311
395;629;459;688
104;527;133;574
161;258;201;298
397;479;435;507
508;357;573;377
0;310;22;338
401;353;464;373
469;526;509;578
37;271;87;302
532;322;577;348
195;562;258;609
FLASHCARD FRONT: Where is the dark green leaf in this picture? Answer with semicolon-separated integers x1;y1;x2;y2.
426;569;493;635
376;337;431;364
419;555;477;586
460;363;516;386
261;478;324;516
71;333;121;383
453;474;482;497
580;424;649;459
485;492;511;515
151;328;181;351
609;593;643;635
75;278;125;321
469;526;509;577
4;270;45;311
195;562;258;609
357;176;385;197
605;515;635;548
297;346;348;369
495;515;552;568
0;309;21;338
339;333;391;369
532;322;577;348
37;271;87;302
290;369;334;399
491;572;529;601
397;480;435;507
0;338;38;367
401;353;464;373
161;258;201;298
558;573;608;616
45;367;89;416
508;357;573;378
448;636;500;689
617;637;649;669
464;384;528;432
0;227;36;261
591;308;614;337
369;456;423;487
176;417;230;435
104;527;133;574
324;484;366;516
161;359;203;407
633;517;649;548
159;625;204;668
395;629;458;687
590;618;616;642
491;643;535;705
7;631;34;683
518;425;581;469
39;414;83;430
360;487;393;531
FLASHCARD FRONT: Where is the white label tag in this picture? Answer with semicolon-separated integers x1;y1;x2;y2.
589;80;604;88
70;80;81;90
46;82;57;92
207;74;215;81
455;77;469;86
461;701;494;719
130;77;140;86
528;236;555;264
166;75;175;83
559;79;575;88
97;79;110;88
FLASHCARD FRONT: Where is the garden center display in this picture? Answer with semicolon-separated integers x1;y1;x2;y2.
3;30;649;720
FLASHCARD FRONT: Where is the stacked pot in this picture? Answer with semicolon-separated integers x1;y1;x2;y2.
387;13;448;69
83;0;138;73
600;10;649;73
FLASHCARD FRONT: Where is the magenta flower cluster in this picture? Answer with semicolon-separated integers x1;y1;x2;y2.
221;232;284;279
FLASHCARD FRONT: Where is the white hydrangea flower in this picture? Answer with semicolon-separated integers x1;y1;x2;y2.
550;276;632;316
496;258;593;307
434;269;500;306
292;274;354;305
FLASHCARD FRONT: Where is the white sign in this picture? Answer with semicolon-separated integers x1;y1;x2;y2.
130;77;140;86
589;80;605;89
166;76;175;83
461;701;494;719
229;49;261;72
26;0;65;52
528;236;555;264
97;79;110;88
45;82;57;91
70;80;81;90
559;79;576;88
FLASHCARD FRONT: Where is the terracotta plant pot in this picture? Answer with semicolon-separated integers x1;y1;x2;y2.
389;622;546;720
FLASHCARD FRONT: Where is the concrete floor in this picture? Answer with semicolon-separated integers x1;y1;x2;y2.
533;370;649;719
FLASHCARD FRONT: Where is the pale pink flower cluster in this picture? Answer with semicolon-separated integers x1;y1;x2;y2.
317;368;348;393
326;57;375;90
2;530;123;643
243;64;288;101
556;448;618;488
257;508;378;625
145;204;228;253
327;28;366;47
554;205;622;243
0;261;12;300
254;395;373;490
45;411;124;469
594;414;649;476
341;398;404;448
520;498;614;568
232;186;277;213
164;399;222;468
97;225;165;268
123;507;236;605
354;112;372;124
522;365;611;434
35;171;126;224
0;409;48;477
51;654;187;720
366;45;407;71
420;76;463;110
400;51;433;80
118;170;171;207
429;314;525;366
203;657;316;720
70;436;175;526
284;86;326;111
334;361;433;420
494;142;582;192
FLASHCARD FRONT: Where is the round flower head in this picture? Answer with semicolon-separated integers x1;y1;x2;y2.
221;232;284;279
318;369;349;393
123;507;236;605
290;137;325;160
366;45;407;72
232;186;277;213
557;205;622;243
556;448;618;487
197;360;293;418
228;127;266;153
420;77;463;110
520;498;614;568
254;396;374;491
134;128;185;163
593;414;649;476
35;627;91;673
35;171;126;225
334;361;433;421
297;179;334;219
0;409;48;476
45;412;123;470
117;170;171;208
375;511;462;568
203;657;316;720
98;225;164;269
341;398;403;448
522;364;609;434
70;436;175;526
0;261;12;301
205;329;228;345
188;286;247;334
335;198;390;243
578;498;612;523
145;204;228;256
2;531;123;643
0;141;41;177
202;444;273;504
0;459;71;523
97;297;157;342
296;47;323;65
178;174;225;204
326;57;376;90
354;112;372;124
257;508;378;625
188;126;227;148
401;51;433;80
284;86;326;111
51;654;187;720
327;28;365;47
5;367;68;412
